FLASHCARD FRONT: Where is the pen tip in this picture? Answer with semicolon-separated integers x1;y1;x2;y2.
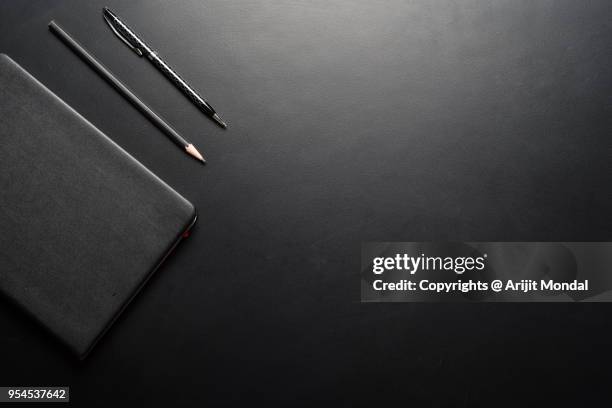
185;144;206;163
212;113;227;129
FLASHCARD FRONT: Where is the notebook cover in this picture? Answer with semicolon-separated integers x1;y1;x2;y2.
0;54;197;358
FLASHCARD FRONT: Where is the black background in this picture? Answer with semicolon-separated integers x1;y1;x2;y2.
1;1;611;406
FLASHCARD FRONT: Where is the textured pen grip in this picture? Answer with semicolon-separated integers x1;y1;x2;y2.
148;52;214;116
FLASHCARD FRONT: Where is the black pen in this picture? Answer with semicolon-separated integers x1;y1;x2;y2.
49;21;206;163
102;7;228;129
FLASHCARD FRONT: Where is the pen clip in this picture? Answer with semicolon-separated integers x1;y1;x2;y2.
103;13;143;57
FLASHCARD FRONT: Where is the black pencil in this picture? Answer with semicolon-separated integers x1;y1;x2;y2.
49;20;206;163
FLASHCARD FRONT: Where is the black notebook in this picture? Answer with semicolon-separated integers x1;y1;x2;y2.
0;54;197;358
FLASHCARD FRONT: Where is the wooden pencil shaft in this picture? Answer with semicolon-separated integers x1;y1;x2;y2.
49;21;189;148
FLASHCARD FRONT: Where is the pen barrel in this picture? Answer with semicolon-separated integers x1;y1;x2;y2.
147;52;215;117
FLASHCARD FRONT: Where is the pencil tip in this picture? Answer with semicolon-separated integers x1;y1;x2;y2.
185;144;206;163
212;113;227;129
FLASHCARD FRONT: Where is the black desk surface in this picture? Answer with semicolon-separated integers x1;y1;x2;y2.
0;1;611;406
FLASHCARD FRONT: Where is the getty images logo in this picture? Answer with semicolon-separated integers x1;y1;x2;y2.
372;253;487;275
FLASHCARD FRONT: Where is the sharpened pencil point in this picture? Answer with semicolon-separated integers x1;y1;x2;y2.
185;144;206;163
212;113;227;129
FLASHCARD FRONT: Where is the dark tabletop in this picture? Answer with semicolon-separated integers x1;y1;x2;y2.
0;1;611;406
